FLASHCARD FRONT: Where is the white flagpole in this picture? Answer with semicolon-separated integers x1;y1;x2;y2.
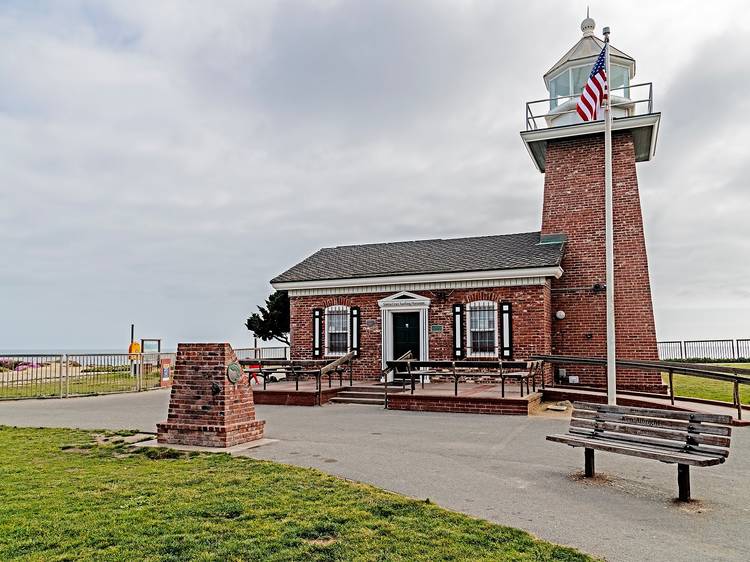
603;27;617;405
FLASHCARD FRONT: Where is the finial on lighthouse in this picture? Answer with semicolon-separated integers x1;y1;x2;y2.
581;8;595;37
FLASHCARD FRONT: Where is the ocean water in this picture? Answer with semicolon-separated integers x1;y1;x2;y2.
0;349;171;356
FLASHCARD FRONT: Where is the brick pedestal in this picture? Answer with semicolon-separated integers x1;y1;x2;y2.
157;343;265;448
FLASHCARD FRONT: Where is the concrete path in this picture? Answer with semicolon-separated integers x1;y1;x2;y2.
1;390;748;562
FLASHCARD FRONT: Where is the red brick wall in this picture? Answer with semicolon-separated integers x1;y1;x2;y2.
387;393;540;415
289;284;552;380
542;132;662;391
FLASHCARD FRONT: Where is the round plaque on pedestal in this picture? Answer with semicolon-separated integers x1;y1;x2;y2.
226;362;242;384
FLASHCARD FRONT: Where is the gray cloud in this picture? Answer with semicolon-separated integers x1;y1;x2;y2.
1;1;749;349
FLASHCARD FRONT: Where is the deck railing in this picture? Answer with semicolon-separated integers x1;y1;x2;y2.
533;354;750;420
239;352;356;405
525;82;653;131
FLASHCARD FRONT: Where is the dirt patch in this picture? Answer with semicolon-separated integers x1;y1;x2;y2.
304;537;337;547
672;498;711;514
532;400;573;418
568;471;613;485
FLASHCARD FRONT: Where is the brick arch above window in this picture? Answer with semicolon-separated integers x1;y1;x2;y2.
463;290;503;304
321;297;353;309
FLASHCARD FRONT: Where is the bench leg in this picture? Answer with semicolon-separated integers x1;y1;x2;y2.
584;448;595;478
677;464;691;502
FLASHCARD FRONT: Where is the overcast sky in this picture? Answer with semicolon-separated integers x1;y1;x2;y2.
1;1;748;350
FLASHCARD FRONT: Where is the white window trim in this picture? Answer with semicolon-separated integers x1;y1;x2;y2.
324;305;350;357
466;300;499;358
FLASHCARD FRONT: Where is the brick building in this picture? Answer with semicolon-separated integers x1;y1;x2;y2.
271;17;664;392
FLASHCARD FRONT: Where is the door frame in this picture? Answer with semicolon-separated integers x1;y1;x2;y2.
378;291;430;376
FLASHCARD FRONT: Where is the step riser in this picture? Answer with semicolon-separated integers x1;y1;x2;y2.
330;398;384;405
337;392;384;399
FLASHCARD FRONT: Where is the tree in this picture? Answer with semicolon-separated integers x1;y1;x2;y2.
245;290;290;346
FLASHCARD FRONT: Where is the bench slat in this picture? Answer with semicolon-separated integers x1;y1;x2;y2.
568;427;730;458
569;418;731;448
573;402;733;425
572;409;732;436
546;434;725;466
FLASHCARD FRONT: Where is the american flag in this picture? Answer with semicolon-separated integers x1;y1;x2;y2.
576;45;608;122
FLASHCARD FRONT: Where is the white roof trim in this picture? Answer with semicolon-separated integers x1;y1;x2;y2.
377;291;431;308
272;266;563;291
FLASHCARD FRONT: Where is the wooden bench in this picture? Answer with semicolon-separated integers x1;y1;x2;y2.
546;402;733;501
499;360;543;397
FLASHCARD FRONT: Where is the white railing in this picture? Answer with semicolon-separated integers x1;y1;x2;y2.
234;347;289;361
525;82;654;131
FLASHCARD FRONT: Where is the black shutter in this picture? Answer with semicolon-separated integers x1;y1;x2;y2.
349;307;361;356
500;302;513;359
453;303;464;359
312;308;323;357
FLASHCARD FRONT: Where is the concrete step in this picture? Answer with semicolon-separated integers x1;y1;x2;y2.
329;397;384;405
336;391;384;399
345;385;387;392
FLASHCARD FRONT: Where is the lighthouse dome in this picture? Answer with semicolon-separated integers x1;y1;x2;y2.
543;15;636;123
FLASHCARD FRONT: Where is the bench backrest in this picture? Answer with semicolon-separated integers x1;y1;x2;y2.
570;402;733;458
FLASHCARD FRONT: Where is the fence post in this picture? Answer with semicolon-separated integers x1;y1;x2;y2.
734;381;742;421
60;355;66;398
668;369;675;406
138;354;144;391
64;354;69;397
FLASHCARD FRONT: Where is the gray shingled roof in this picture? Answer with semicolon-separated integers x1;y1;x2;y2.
271;231;564;284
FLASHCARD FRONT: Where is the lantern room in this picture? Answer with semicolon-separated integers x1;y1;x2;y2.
544;15;635;127
520;15;661;173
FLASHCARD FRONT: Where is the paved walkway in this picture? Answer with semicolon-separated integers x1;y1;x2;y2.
1;390;748;562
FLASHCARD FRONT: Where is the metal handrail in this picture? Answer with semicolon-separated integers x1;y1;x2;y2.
524;82;654;131
532;354;749;419
382;350;413;409
239;352;356;404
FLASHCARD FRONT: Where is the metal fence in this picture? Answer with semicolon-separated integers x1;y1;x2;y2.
0;353;175;400
657;340;749;361
234;347;288;361
525;82;653;131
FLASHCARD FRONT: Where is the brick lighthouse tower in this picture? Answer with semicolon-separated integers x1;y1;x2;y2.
521;15;664;392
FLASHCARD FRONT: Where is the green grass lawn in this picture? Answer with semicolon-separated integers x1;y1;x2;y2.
0;427;592;561
662;363;750;405
0;370;162;400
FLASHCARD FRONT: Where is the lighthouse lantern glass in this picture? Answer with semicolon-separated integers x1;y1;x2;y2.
549;63;631;110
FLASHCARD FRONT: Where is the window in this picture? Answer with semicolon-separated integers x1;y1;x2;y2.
549;62;631;110
325;306;350;356
610;64;630;98
549;71;571;109
467;301;498;357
